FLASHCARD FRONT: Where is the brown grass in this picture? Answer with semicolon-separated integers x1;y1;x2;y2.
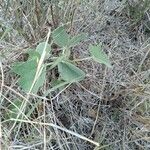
1;0;150;149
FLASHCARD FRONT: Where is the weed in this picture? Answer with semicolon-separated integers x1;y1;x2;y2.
11;26;111;95
1;0;150;149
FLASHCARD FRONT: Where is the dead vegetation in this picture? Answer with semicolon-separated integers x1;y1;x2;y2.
0;0;150;149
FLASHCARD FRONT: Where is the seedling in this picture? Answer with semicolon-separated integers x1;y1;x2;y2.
12;26;112;95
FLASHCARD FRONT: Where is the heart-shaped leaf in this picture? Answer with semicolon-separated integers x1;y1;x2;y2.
52;26;70;47
12;59;37;75
12;58;46;93
52;26;87;48
89;44;112;68
58;61;85;82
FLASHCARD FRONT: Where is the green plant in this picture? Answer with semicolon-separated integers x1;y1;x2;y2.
11;26;112;95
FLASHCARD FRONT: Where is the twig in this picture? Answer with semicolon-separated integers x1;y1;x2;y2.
9;119;100;147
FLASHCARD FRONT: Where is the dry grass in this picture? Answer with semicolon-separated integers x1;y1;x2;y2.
1;0;150;149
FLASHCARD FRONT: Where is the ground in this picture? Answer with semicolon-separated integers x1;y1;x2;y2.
0;0;150;150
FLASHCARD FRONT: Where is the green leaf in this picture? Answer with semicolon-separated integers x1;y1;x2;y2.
48;55;64;70
36;42;51;58
52;26;87;48
51;79;64;87
33;67;46;93
58;61;85;82
89;44;112;68
12;59;37;75
51;79;66;91
12;58;46;93
27;50;40;61
52;26;70;47
68;33;87;47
